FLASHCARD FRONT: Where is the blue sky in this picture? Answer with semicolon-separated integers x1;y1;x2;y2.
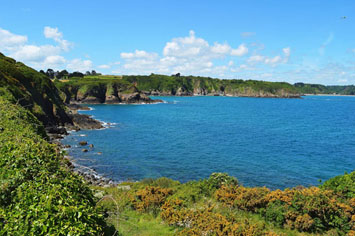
0;0;354;85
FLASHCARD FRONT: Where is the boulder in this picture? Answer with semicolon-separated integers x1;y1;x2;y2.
79;141;87;146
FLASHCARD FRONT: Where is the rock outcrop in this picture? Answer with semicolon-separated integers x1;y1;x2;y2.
59;82;163;104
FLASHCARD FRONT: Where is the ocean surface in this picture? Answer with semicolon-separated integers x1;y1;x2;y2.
62;96;355;189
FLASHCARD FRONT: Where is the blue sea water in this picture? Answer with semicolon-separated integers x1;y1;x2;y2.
62;96;355;189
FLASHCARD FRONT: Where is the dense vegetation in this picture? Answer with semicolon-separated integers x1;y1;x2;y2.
98;172;355;235
123;74;300;97
1;53;355;235
54;76;134;103
295;83;355;95
0;53;71;126
54;74;302;101
54;75;355;102
0;53;110;235
0;98;110;235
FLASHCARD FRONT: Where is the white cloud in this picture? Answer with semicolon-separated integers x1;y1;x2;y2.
211;43;231;55
247;55;265;63
246;47;290;66
120;30;250;77
44;26;72;51
231;44;248;56
44;26;62;40
0;28;27;51
10;44;60;62
0;26;90;71
67;59;93;72
121;50;158;59
265;56;282;65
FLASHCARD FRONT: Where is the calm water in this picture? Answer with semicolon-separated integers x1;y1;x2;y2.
62;96;355;189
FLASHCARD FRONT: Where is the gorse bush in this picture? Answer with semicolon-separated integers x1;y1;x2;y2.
129;186;173;214
215;184;355;234
0;98;107;235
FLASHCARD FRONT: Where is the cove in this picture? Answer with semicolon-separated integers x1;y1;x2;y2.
62;95;355;189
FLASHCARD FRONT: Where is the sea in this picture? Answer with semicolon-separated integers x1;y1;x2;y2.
61;95;355;189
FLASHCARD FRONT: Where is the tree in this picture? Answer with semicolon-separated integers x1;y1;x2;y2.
57;70;69;79
68;71;84;78
85;71;91;76
91;70;97;75
46;69;55;79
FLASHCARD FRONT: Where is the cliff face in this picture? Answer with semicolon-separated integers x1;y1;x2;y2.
0;53;72;127
123;75;302;98
56;80;163;104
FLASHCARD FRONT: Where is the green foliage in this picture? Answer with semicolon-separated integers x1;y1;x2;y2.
0;98;108;235
0;53;71;126
207;172;239;189
294;82;355;95
321;171;355;199
122;74;300;97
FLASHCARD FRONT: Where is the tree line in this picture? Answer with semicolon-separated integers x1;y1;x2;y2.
39;69;101;79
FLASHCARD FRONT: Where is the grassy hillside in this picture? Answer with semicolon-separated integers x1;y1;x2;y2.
54;74;302;102
0;53;111;235
0;97;111;235
54;74;355;102
122;74;301;98
295;83;355;95
0;53;71;126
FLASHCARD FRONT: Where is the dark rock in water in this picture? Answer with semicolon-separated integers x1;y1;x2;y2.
89;144;94;148
82;149;88;152
64;144;71;148
46;126;68;135
79;141;88;146
49;133;64;140
70;113;103;130
67;103;91;111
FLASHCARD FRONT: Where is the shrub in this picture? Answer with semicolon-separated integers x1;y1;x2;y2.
321;171;355;199
0;98;107;235
130;186;173;214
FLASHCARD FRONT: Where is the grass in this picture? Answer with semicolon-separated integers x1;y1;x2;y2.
92;177;332;236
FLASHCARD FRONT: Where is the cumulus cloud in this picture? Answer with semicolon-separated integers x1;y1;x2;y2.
44;26;72;51
119;30;249;76
67;59;93;72
0;28;27;51
231;44;248;56
121;50;158;59
211;42;231;55
0;26;90;71
247;47;290;66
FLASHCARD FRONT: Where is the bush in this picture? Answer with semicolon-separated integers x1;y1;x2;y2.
129;186;173;214
321;171;355;199
0;98;107;235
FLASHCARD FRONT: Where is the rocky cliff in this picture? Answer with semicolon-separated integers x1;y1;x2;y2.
55;79;163;104
0;53;104;134
123;75;302;98
0;53;73;127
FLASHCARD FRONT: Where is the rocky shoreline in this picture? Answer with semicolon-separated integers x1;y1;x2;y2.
48;104;118;187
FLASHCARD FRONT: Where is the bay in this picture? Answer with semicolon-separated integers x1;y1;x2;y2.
62;95;355;189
